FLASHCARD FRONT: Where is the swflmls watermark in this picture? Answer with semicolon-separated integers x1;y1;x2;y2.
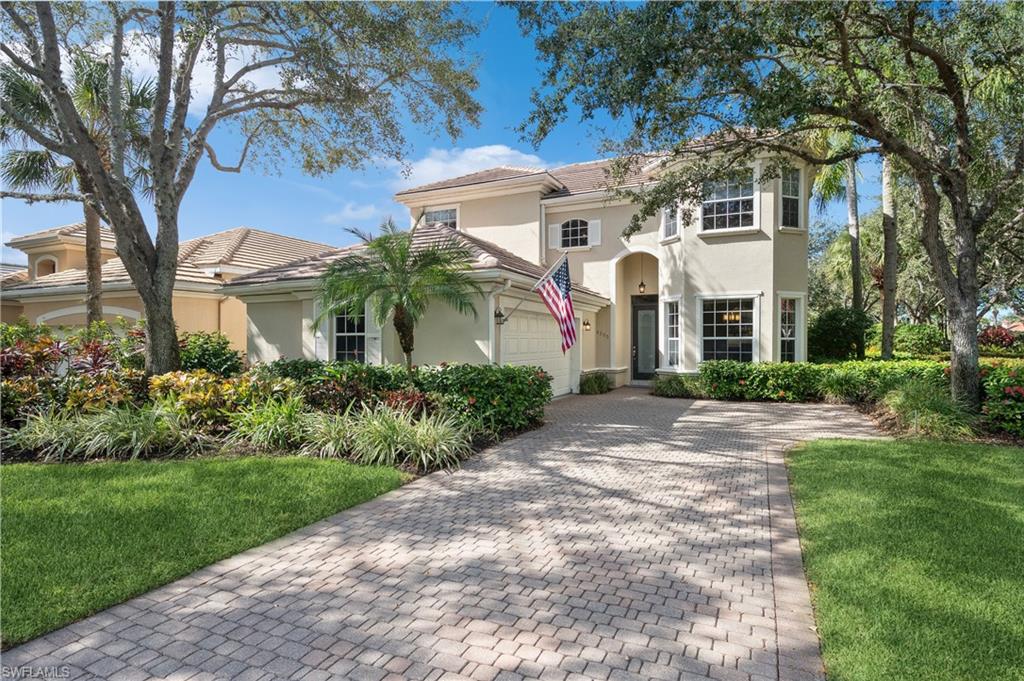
0;667;71;679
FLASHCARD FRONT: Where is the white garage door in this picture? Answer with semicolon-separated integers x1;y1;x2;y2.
501;310;573;396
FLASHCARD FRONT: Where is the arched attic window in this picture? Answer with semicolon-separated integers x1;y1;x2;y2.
34;256;58;278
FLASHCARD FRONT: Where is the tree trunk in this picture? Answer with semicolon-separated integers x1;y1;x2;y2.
76;169;104;325
141;290;180;375
845;158;864;358
393;304;415;372
948;297;980;408
880;155;898;359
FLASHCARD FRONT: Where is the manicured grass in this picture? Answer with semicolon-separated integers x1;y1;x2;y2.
788;439;1024;681
0;457;405;646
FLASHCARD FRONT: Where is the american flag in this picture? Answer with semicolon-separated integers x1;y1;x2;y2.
535;255;577;352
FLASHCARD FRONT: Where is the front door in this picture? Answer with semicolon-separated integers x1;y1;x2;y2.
631;295;658;381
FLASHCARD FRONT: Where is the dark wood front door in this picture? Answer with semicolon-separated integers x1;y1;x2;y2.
631;295;658;380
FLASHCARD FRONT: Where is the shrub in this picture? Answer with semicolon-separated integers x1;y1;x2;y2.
652;374;706;398
894;324;947;355
256;360;413;412
228;395;307;452
5;410;83;461
808;308;872;360
349;405;472;471
579;372;612;395
978;325;1017;350
63;369;149;412
414;364;552;435
882;379;977;440
179;331;244;376
982;365;1024;436
75;404;207;459
299;409;355;458
380;388;433;413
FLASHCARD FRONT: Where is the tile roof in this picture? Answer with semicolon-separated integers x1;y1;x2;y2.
6;222;116;245
396;166;547;196
3;227;332;293
394;158;654;199
225;223;604;298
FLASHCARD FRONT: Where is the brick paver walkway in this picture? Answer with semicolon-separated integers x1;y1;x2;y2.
4;391;879;681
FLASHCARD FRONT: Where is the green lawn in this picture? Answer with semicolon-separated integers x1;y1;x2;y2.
0;457;405;647
788;439;1024;681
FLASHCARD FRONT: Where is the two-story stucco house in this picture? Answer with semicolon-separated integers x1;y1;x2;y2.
227;155;812;395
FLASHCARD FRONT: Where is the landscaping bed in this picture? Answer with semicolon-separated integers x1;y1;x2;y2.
788;439;1024;681
0;457;405;647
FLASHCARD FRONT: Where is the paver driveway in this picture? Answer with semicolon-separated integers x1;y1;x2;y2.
5;391;879;681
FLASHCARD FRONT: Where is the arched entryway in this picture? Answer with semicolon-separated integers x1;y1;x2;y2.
612;251;659;382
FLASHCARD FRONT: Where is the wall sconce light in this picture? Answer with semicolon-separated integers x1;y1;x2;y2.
582;319;592;332
494;307;507;325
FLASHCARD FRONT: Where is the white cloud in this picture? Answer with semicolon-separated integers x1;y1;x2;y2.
391;145;548;190
323;202;379;225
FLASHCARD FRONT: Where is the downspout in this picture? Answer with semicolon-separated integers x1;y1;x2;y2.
488;279;513;364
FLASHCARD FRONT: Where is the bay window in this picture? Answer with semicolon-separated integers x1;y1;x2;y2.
781;168;801;229
665;300;680;367
702;297;755;362
702;172;755;231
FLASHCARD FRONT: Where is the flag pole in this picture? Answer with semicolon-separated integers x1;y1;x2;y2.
531;253;568;292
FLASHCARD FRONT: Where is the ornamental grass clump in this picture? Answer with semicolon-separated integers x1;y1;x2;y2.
228;395;307;453
882;378;978;440
348;405;473;472
299;409;355;459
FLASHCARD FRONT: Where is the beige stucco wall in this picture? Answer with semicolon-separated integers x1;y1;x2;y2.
246;298;305;363
22;243;118;281
381;295;492;366
2;299;25;324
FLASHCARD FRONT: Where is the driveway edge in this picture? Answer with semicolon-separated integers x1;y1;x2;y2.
766;441;827;681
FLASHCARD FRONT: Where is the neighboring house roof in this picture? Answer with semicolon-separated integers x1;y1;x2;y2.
0;262;27;278
5;222;117;248
1;264;29;287
224;222;605;298
3;227;332;295
395;158;653;199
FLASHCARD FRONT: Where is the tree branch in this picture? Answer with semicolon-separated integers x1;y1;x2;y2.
203;121;266;173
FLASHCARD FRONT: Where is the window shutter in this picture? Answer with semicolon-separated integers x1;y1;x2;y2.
588;219;601;246
314;303;330;361
364;300;382;365
548;220;562;250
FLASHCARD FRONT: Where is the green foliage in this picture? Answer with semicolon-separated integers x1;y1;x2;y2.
298;410;355;459
893;324;947;355
882;380;978;440
178;332;244;377
697;361;826;402
149;370;294;428
5;410;83;462
652;374;706;399
982;365;1024;437
414;363;552;436
578;372;612;395
256;359;413;412
809;308;873;360
348;405;472;472
228;396;307;453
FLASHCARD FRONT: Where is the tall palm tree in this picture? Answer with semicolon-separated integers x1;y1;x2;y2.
0;53;154;324
317;218;484;371
812;130;865;357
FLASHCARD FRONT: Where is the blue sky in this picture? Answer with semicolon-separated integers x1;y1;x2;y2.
1;3;880;265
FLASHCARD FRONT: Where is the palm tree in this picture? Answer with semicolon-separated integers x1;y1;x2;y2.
0;53;154;324
317;218;484;371
880;154;899;359
812;130;865;357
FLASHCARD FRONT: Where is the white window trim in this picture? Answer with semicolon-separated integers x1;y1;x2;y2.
660;294;683;371
422;204;460;230
694;291;763;363
553;217;600;251
332;308;368;363
660;202;681;244
777;291;807;362
34;255;59;278
777;165;807;233
698;163;761;236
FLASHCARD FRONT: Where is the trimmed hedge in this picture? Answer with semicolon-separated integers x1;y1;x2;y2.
652;359;1023;437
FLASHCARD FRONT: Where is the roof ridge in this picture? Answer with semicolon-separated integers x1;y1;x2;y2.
217;227;250;264
177;237;208;263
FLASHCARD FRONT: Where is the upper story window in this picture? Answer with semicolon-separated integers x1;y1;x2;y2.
781;167;801;229
662;204;679;239
424;207;457;230
702;172;754;231
560;219;589;249
335;310;366;363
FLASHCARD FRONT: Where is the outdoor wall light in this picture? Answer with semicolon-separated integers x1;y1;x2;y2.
582;319;592;331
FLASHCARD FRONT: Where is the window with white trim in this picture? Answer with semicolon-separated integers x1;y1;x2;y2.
702;172;755;231
702;298;755;362
665;300;680;367
560;219;589;248
335;310;366;363
780;298;797;362
424;208;457;229
662;204;679;239
781;168;801;229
